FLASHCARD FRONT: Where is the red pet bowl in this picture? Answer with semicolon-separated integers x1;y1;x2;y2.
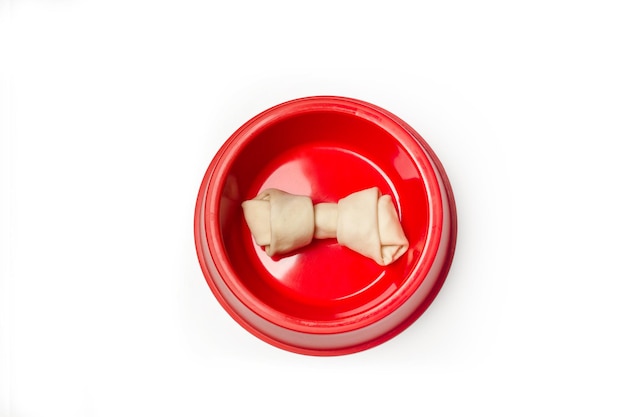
194;96;457;355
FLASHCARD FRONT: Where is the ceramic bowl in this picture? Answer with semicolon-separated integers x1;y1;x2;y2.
194;96;457;355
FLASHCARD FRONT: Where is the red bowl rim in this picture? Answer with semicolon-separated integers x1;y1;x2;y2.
195;96;446;335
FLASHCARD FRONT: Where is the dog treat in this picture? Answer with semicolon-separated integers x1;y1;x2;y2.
241;187;408;265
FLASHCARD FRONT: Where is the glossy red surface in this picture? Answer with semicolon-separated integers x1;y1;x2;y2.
195;96;456;355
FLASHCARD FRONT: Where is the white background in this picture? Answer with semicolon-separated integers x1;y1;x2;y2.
1;0;625;415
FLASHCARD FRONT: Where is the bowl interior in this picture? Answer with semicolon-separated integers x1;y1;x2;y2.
215;110;431;323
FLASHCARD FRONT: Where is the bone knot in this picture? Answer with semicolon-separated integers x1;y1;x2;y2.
241;187;409;266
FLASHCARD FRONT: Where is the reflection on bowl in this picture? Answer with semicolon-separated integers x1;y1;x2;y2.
194;96;457;355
